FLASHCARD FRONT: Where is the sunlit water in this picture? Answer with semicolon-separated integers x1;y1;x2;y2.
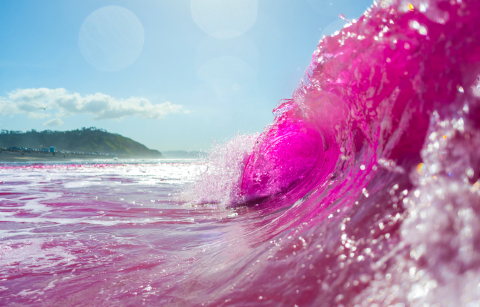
0;160;216;305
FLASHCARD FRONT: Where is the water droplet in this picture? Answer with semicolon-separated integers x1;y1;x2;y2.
466;167;474;179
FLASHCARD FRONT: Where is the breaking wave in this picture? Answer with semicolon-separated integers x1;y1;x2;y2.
183;0;480;305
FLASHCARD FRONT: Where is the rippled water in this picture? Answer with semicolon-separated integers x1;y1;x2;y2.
0;161;212;305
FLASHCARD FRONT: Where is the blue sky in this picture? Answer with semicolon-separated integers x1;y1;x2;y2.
0;0;372;151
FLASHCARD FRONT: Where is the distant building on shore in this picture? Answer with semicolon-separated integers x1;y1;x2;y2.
49;146;56;152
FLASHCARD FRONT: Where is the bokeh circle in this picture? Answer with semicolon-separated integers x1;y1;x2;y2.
191;0;258;39
79;6;145;71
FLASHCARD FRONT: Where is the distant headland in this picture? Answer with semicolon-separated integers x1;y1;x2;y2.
0;127;162;161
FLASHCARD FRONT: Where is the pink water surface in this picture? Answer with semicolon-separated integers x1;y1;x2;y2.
3;0;480;305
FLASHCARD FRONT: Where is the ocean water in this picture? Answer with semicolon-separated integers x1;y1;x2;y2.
2;0;480;305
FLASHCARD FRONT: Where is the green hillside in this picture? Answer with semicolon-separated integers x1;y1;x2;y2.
0;127;162;158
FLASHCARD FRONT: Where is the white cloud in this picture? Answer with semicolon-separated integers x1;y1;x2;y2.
0;97;19;115
1;88;187;120
28;112;51;119
43;118;64;127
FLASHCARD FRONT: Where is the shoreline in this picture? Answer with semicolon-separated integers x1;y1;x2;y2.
0;150;163;163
